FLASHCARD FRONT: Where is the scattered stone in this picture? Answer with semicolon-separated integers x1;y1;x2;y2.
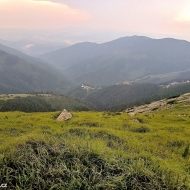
133;119;140;123
57;109;72;121
175;114;187;117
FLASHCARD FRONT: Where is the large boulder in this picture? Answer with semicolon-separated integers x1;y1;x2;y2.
57;109;72;121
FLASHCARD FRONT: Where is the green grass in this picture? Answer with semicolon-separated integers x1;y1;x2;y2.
0;101;190;189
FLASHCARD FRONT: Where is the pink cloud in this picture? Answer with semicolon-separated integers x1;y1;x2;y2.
0;0;90;29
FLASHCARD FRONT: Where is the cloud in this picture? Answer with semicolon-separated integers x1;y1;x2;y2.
0;0;90;29
0;0;190;42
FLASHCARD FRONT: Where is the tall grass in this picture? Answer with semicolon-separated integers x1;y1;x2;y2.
0;102;190;189
1;140;188;189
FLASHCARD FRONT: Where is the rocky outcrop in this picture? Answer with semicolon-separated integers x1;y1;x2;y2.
57;109;72;121
125;93;190;116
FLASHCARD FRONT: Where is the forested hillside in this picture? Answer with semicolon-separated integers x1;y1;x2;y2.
65;82;190;111
0;94;92;112
85;84;160;110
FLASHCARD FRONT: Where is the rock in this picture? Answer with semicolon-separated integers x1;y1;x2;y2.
125;93;190;116
126;100;167;116
57;109;72;121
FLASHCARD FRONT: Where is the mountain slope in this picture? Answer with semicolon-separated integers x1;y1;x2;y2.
0;50;73;93
0;39;69;56
41;42;98;70
65;82;190;111
0;42;43;64
84;83;160;110
1;94;190;189
130;69;190;84
41;36;190;86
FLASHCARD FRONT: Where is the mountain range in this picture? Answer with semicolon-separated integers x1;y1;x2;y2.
1;35;190;95
41;36;190;86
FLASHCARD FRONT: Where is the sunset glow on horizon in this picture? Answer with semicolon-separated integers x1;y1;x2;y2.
0;0;190;42
176;6;190;22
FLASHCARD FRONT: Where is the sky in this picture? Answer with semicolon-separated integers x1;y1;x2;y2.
0;0;190;43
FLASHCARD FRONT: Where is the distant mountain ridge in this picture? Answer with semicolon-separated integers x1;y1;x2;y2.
0;45;73;93
125;69;190;84
41;42;98;70
41;36;190;86
0;42;42;63
0;39;69;56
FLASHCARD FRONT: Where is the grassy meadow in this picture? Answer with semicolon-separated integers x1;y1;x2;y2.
0;101;190;189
